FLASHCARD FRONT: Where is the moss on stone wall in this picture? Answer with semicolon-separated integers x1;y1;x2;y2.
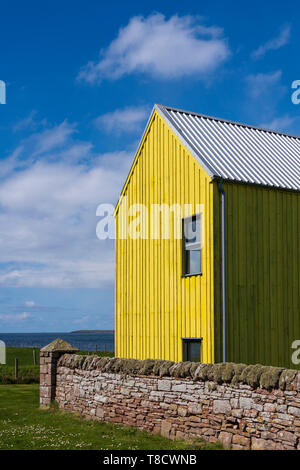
57;354;299;391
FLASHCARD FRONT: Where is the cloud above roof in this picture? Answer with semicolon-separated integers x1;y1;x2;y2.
245;70;284;99
251;24;291;59
78;13;230;83
94;105;149;134
0;121;132;288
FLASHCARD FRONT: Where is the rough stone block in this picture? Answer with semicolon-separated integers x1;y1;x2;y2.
177;406;187;417
232;409;243;418
218;431;232;448
172;383;187;392
288;406;300;417
251;437;268;450
264;403;276;412
175;430;185;440
277;430;297;444
213;400;231;414
157;380;171;391
232;434;250;448
243;409;258;418
239;397;254;410
188;403;202;414
161;420;172;438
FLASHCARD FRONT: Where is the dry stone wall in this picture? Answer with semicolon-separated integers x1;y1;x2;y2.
40;351;300;450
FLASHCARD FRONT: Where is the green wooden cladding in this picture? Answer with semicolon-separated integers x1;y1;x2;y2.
214;182;300;369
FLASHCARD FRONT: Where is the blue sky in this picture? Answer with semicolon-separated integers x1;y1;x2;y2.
0;0;299;332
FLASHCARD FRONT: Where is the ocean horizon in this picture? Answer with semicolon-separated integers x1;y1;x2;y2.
0;331;115;352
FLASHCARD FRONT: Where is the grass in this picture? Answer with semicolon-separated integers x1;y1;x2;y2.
0;347;113;384
4;346;40;366
0;347;40;384
0;365;40;384
0;384;222;450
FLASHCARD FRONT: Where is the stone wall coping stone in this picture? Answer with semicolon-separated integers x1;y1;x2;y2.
57;354;299;391
41;338;79;352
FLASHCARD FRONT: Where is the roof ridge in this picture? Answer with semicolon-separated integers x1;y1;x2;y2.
155;104;300;141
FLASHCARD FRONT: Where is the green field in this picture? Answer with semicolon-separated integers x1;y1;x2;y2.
0;347;113;384
0;347;39;384
0;385;221;450
4;346;40;366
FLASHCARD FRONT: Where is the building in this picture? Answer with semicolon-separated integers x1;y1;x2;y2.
114;104;300;369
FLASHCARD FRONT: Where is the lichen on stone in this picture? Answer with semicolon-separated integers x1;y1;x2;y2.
58;353;85;369
72;354;86;369
230;363;247;385
96;357;111;370
278;369;297;390
193;363;214;381
148;360;163;375
118;358;143;374
103;357;142;374
259;366;283;390
209;362;240;384
157;360;175;377
82;355;101;370
222;362;239;383
102;357;118;373
139;359;156;375
189;362;200;377
206;364;217;381
56;353;299;391
169;361;193;378
41;338;78;352
211;363;226;384
207;382;217;392
240;364;266;387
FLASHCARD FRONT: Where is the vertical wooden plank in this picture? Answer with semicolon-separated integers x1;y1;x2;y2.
115;111;216;363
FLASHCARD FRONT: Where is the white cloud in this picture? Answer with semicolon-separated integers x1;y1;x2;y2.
73;315;90;324
94;105;149;134
244;71;288;123
0;312;31;323
0;121;79;179
29;121;76;156
78;13;230;83
12;111;48;133
0;123;132;288
20;312;31;319
252;24;291;59
245;70;284;99
25;300;36;307
260;115;296;133
13;111;36;133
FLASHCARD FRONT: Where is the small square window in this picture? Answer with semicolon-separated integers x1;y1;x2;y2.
182;338;202;362
182;214;202;276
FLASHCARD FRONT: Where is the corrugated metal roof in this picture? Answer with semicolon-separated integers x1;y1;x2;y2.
155;104;300;192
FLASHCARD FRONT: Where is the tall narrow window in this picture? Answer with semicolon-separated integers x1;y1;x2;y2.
182;214;202;276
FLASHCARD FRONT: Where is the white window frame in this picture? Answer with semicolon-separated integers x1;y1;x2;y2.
182;213;202;277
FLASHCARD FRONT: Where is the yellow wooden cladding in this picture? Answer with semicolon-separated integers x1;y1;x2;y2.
115;108;300;369
115;111;215;362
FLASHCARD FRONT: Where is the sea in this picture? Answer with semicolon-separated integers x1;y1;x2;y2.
0;331;115;352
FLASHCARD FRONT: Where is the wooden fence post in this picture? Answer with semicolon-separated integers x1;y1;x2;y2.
15;358;18;379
